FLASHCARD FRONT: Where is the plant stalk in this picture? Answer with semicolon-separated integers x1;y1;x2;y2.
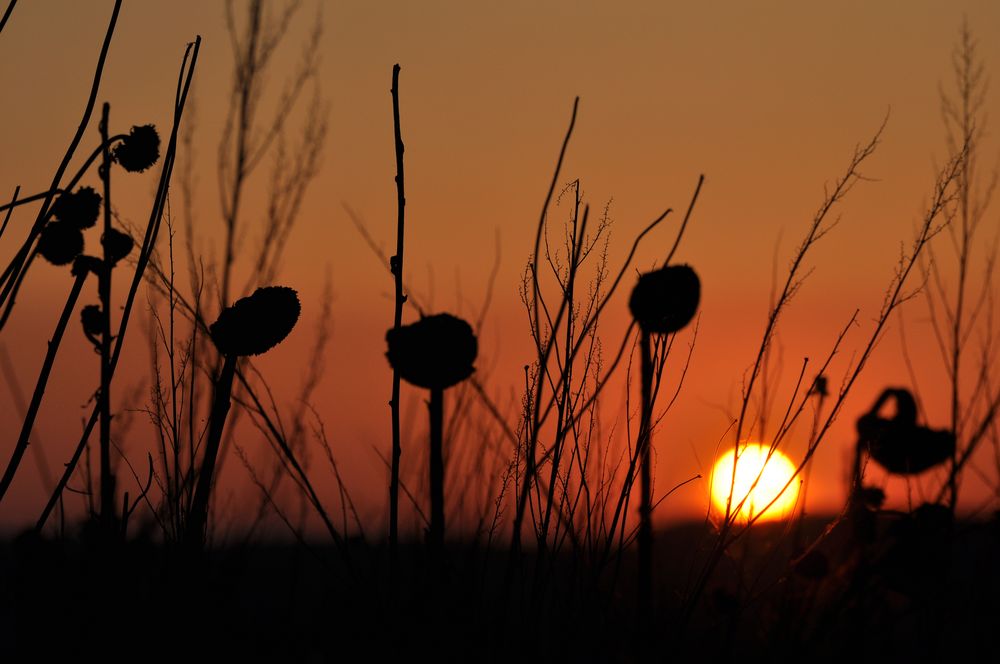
389;63;406;576
185;353;237;549
638;329;654;616
429;385;444;553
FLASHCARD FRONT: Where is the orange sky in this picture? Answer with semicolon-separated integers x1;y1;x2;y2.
2;1;999;537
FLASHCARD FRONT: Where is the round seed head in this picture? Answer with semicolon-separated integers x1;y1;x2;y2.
37;221;84;266
210;286;301;357
51;187;101;229
628;264;700;334
102;228;134;266
113;124;160;173
385;313;478;390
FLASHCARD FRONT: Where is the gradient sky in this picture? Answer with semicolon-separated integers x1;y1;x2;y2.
2;1;999;536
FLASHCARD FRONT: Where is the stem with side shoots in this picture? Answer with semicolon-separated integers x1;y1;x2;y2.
389;63;407;578
98;103;116;533
0;268;88;503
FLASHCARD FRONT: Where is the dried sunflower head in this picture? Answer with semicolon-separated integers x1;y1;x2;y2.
386;313;478;390
210;286;301;357
113;124;160;173
628;264;700;334
37;221;84;266
51;187;101;229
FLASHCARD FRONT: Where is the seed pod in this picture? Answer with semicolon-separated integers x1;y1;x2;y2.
210;286;300;357
51;187;101;229
386;313;477;390
37;221;84;266
856;387;954;475
113;124;160;173
102;228;134;266
629;264;700;334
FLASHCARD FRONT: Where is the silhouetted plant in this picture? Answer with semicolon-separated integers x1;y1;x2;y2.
36;221;84;266
111;124;160;173
185;286;301;549
853;387;955;482
387;312;477;551
628;262;700;612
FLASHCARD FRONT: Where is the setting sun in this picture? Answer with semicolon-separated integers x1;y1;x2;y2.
710;444;800;522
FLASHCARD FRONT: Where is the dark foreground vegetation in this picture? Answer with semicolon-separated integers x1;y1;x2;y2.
2;2;999;661
3;515;1000;661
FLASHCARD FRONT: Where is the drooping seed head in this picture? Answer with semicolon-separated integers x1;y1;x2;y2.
102;228;134;266
386;313;478;390
51;187;101;229
628;264;700;334
113;124;160;173
210;286;301;357
37;221;84;266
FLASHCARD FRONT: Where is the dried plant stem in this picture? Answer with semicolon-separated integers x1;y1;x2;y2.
429;386;444;552
0;1;17;36
0;269;88;503
637;329;653;615
98;102;116;533
185;354;237;548
389;63;406;574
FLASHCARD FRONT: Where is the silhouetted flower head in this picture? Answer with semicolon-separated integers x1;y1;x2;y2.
113;124;160;173
102;228;133;266
856;387;954;475
210;286;300;357
37;221;84;266
628;264;700;334
386;313;477;390
51;187;101;229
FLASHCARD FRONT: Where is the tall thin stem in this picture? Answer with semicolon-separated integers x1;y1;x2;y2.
637;329;654;615
98;103;116;533
428;386;445;553
389;63;406;575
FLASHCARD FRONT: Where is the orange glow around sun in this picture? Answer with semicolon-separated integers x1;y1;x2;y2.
709;444;800;523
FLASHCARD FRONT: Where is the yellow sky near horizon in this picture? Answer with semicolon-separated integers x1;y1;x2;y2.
1;0;999;536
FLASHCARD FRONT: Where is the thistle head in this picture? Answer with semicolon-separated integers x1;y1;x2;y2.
628;264;700;334
210;286;301;357
37;221;84;266
102;229;134;266
386;313;478;390
51;187;101;229
113;124;160;173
